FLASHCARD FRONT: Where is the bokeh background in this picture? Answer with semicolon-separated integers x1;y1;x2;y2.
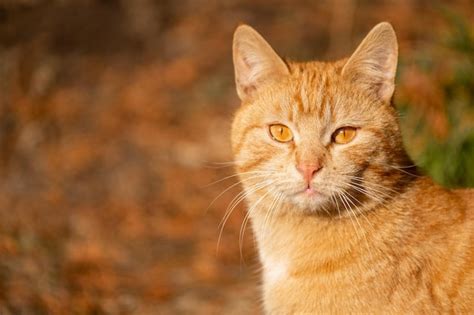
0;0;473;314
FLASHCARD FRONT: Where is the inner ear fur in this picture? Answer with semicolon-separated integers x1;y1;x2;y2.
342;22;398;103
232;25;289;101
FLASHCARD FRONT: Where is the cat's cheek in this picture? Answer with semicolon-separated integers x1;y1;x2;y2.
331;141;374;171
284;163;304;183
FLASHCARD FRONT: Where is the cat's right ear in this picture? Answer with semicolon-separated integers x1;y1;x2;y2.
342;22;398;104
232;25;289;101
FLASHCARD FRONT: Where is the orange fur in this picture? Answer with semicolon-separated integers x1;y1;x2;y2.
231;22;473;313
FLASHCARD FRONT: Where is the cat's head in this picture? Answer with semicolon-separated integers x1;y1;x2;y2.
231;22;412;215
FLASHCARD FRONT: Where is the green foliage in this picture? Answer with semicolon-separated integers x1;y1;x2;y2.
420;132;474;187
400;12;474;188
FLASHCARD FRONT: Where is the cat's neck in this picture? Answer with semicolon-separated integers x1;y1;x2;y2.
251;201;377;265
248;175;423;280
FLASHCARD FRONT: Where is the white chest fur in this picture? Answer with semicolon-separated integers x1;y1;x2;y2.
262;254;289;284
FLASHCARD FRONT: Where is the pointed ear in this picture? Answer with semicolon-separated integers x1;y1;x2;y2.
342;22;398;103
232;25;289;101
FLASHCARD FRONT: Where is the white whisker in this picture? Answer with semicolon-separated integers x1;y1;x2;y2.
203;170;275;188
238;186;277;263
206;173;273;213
217;180;274;254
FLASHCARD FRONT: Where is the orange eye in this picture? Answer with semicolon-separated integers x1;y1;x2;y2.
332;127;357;144
269;124;293;143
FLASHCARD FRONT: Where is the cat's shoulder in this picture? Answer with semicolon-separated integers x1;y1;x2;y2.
453;188;474;217
408;177;472;221
453;187;474;200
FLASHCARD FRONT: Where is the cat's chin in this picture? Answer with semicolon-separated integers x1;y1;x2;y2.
287;188;330;213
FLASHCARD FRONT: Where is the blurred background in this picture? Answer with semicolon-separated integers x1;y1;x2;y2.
0;0;473;314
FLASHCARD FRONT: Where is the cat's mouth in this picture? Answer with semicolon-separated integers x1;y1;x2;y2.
304;187;318;196
298;185;321;197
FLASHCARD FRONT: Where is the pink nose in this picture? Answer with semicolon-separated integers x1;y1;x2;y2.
296;163;322;183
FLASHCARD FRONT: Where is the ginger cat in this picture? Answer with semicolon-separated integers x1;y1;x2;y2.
231;22;473;313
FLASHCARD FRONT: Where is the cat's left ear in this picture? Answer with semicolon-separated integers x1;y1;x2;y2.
342;22;398;103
